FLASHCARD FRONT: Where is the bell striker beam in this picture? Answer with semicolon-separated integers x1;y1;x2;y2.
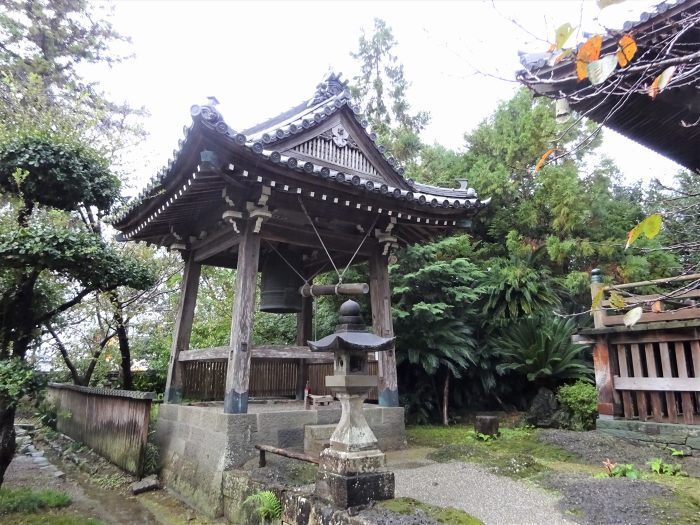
369;249;399;407
224;219;261;414
165;251;201;403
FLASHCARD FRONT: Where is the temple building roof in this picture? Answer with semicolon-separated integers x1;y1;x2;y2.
517;0;700;173
110;73;489;268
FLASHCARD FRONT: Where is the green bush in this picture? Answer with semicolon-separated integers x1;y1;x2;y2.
0;488;71;515
556;380;598;430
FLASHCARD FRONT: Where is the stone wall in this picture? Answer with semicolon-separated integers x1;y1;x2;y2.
155;404;406;519
597;418;700;450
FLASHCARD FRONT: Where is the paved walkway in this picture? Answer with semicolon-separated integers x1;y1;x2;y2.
387;450;574;525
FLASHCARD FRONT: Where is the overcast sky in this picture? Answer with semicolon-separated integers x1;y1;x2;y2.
97;0;684;195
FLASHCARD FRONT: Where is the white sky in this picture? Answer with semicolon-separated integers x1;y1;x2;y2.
96;0;685;196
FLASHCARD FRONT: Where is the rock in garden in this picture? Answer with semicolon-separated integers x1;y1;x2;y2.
53;471;66;480
131;475;159;495
526;387;561;428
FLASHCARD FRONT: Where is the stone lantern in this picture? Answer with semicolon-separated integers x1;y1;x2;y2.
308;300;395;508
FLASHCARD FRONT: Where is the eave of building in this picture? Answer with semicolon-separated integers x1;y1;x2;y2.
516;0;700;173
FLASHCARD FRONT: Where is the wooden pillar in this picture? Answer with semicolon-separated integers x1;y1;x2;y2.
224;220;261;414
590;268;606;329
164;251;201;403
295;291;313;400
592;337;616;418
369;250;398;407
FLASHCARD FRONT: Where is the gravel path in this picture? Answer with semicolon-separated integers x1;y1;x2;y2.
393;461;575;525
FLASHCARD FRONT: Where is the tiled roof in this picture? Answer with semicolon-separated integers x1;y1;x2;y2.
112;72;486;227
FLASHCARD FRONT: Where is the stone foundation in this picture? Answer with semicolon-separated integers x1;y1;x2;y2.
597;418;700;450
155;402;406;519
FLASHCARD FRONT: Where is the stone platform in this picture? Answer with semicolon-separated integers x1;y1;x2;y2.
597;418;700;450
154;400;406;519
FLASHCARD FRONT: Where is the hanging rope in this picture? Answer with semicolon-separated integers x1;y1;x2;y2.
297;196;342;280
297;195;378;285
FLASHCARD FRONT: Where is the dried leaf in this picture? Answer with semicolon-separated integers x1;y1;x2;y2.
623;306;643;327
576;35;603;81
616;34;637;67
625;214;663;249
591;288;604;309
649;66;676;99
651;301;664;313
554;23;576;50
588;54;618;85
535;147;555;172
609;291;626;310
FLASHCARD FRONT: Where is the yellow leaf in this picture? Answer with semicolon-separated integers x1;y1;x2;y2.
623;306;643;327
609;292;625;310
625;214;663;249
554;23;576;50
616;34;637;67
649;66;676;99
535;147;555;172
591;288;604;309
576;35;603;81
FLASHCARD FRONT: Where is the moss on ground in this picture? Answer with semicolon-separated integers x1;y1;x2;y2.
409;422;700;523
381;497;484;524
409;425;571;480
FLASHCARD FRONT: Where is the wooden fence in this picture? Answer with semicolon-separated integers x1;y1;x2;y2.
583;270;700;424
47;383;154;476
182;359;378;401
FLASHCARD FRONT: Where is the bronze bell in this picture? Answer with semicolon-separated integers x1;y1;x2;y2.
260;247;303;313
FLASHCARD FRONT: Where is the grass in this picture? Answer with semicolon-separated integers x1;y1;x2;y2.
381;497;484;524
0;488;71;516
91;473;130;490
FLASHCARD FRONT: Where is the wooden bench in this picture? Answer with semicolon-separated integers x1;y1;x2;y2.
307;394;334;407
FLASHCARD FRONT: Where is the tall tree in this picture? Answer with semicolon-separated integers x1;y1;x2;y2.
350;18;429;163
0;124;154;485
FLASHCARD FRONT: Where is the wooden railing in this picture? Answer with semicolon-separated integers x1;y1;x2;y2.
180;349;378;402
585;270;700;425
591;270;700;328
47;383;154;475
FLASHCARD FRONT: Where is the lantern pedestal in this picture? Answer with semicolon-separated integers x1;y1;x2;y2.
308;300;396;508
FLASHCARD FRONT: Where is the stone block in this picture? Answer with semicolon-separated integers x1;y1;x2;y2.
131;475;159;495
315;469;394;508
686;437;700;450
278;428;305;449
362;406;383;425
316;408;342;425
379;407;406;426
597;418;694;445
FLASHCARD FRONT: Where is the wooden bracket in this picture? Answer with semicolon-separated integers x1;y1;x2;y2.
222;209;243;233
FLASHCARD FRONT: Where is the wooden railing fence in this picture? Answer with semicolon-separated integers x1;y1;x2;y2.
181;358;378;401
585;270;700;425
47;383;154;475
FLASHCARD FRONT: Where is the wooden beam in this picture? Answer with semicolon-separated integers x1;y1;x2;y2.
604;308;700;326
614;376;700;392
193;228;240;262
164;252;201;403
369;249;398;407
224;220;261;414
261;222;378;255
178;345;333;363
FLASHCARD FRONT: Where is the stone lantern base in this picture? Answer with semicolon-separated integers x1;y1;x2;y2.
315;468;394;508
